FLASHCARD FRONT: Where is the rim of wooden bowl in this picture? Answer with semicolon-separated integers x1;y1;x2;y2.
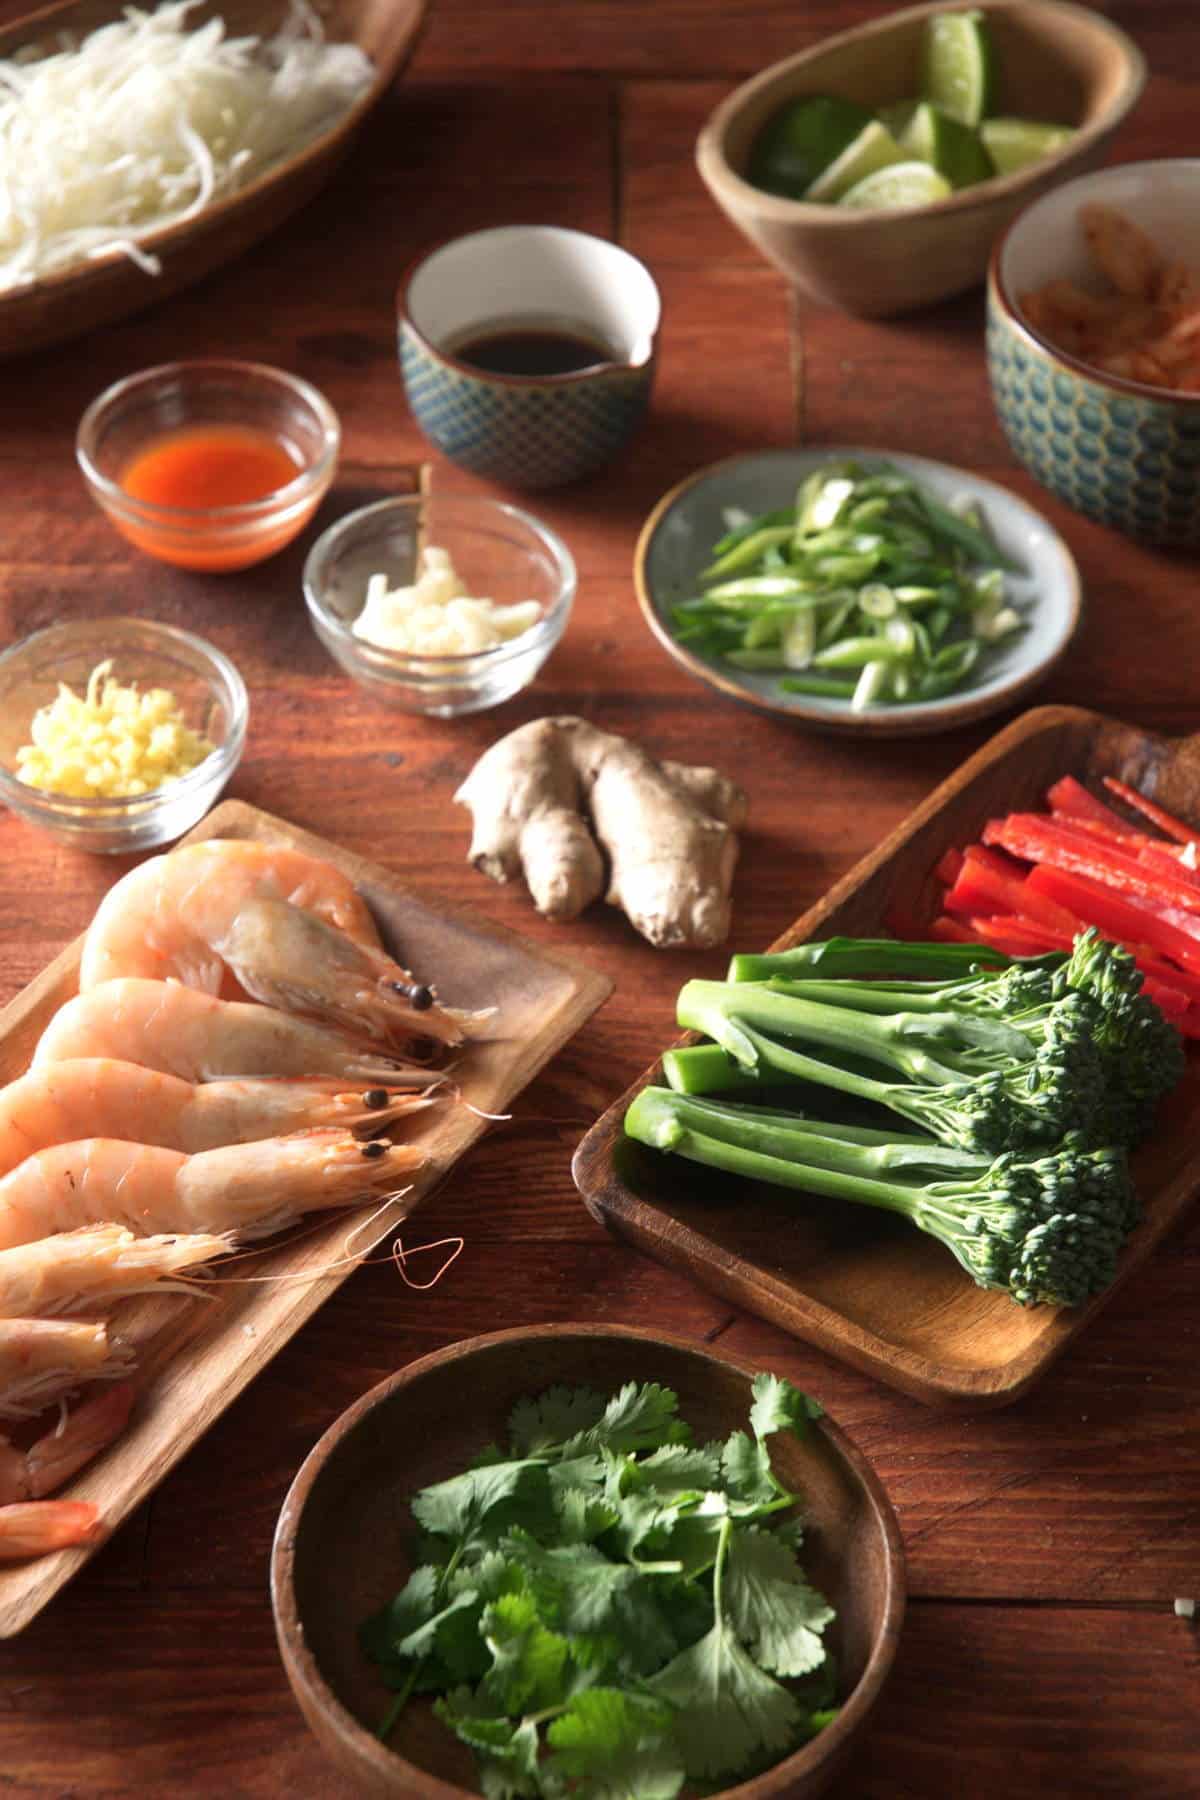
270;1322;907;1799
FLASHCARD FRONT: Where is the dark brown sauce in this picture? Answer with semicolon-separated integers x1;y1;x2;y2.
447;319;617;376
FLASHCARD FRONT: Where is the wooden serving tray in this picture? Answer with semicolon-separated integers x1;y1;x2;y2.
0;800;612;1636
572;705;1200;1410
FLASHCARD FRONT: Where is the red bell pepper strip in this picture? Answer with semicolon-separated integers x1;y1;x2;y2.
943;853;1082;935
934;846;964;887
929;914;978;944
1047;775;1139;835
984;813;1200;917
1026;863;1200;973
1138;843;1200;890
1101;776;1198;846
967;914;1072;957
1139;976;1190;1022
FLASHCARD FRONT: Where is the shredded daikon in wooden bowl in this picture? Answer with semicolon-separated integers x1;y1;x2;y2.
0;0;373;292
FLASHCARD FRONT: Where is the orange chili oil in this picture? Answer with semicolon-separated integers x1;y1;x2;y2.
115;425;308;572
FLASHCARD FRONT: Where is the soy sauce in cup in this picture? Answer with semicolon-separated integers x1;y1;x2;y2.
399;224;662;488
446;315;618;377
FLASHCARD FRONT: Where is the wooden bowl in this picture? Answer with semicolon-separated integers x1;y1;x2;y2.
695;0;1145;317
270;1324;905;1798
0;0;427;359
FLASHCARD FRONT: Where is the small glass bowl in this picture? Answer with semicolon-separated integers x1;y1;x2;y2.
303;494;576;716
76;360;340;573
0;618;248;853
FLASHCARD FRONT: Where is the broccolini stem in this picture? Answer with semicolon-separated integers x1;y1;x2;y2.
727;938;1012;984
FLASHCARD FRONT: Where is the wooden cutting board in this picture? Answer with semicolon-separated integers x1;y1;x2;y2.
0;798;612;1636
573;704;1200;1409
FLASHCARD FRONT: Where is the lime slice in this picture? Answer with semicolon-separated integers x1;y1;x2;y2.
804;121;906;203
900;100;994;188
922;10;996;128
838;160;954;211
981;116;1075;175
747;94;875;199
879;98;920;139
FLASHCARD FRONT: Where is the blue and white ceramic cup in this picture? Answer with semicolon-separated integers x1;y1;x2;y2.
398;226;661;489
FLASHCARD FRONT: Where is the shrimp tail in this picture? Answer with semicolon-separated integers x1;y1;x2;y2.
0;1380;135;1505
0;1500;101;1560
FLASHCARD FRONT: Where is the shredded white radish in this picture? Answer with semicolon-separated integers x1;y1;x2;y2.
0;0;374;292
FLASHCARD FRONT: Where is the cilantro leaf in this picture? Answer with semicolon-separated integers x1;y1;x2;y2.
723;1526;835;1677
481;1591;572;1715
648;1613;802;1780
411;1460;555;1549
434;1690;540;1799
559;1382;691;1460
637;1442;722;1496
749;1373;823;1443
553;1483;619;1546
509;1386;607;1457
544;1688;685;1800
720;1429;780;1514
500;1534;680;1674
358;1564;439;1669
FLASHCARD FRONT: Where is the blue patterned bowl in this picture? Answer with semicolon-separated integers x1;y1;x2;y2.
988;160;1200;546
398;226;660;490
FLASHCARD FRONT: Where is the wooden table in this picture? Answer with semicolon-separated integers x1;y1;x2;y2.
1;1;1198;1793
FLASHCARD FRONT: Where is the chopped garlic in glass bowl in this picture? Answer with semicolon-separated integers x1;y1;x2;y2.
304;495;576;716
351;546;543;657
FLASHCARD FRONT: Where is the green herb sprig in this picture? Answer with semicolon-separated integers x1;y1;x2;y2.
360;1374;837;1797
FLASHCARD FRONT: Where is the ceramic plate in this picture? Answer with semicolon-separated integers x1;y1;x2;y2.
634;447;1082;737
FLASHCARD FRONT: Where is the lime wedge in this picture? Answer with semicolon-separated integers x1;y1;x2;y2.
879;98;920;139
747;94;875;199
981;116;1075;175
837;160;954;211
900;100;994;188
922;10;996;128
804;121;906;203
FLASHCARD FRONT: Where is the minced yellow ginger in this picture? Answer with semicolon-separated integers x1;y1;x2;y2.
16;660;214;799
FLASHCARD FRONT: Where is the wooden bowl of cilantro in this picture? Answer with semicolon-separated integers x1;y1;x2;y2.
270;1324;905;1797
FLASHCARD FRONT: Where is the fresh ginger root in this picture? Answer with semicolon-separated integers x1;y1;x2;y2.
454;716;748;948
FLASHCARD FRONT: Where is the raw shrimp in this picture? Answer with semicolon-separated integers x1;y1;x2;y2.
79;839;383;993
0;1318;132;1419
0;1128;424;1250
0;1225;232;1319
0;1380;134;1513
211;898;466;1050
0;1058;437;1174
0;1500;100;1560
32;980;439;1086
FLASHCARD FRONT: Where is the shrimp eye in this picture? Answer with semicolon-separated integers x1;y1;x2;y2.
389;980;434;1012
361;1139;389;1159
363;1089;390;1109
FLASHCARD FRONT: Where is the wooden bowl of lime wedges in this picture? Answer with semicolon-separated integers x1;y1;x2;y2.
270;1325;905;1798
696;0;1145;316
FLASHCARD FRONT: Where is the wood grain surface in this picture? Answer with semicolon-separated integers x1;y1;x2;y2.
0;0;1197;1794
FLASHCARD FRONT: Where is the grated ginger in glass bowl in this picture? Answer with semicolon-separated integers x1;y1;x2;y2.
16;659;215;799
